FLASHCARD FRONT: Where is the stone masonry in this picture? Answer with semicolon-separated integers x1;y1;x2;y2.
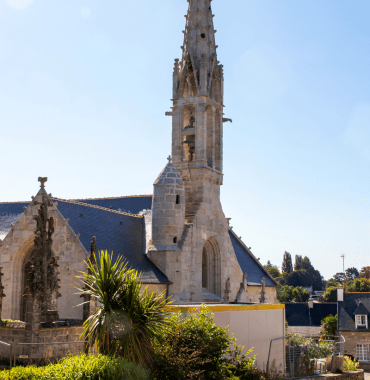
0;182;86;321
148;0;278;303
340;331;370;370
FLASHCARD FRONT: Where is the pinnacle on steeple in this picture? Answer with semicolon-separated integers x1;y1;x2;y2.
172;0;222;101
182;0;217;63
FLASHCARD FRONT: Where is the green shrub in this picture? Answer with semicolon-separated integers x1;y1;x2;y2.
319;314;337;339
79;251;170;366
342;356;360;372
151;305;269;380
0;354;149;380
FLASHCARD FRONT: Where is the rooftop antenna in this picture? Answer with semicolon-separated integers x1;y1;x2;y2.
340;254;345;273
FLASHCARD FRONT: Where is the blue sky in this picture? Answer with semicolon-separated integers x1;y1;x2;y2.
0;0;369;280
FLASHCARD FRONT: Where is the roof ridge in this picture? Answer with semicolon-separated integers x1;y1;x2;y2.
228;227;277;286
70;194;152;201
52;197;143;218
0;201;29;204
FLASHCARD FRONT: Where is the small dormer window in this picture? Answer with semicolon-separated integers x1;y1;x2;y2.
356;315;368;329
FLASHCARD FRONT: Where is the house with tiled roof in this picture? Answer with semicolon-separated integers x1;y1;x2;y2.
0;0;278;322
338;287;370;369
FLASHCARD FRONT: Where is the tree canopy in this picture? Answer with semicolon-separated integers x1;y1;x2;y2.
277;285;310;303
281;251;293;274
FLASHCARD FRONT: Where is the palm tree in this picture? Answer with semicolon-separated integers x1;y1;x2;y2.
78;250;170;367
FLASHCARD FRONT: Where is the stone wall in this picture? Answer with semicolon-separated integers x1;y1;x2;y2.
340;331;370;368
0;193;87;321
0;323;85;365
287;326;321;336
294;370;364;380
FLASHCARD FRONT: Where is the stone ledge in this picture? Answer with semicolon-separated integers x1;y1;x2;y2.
0;321;25;329
148;245;178;252
291;370;364;380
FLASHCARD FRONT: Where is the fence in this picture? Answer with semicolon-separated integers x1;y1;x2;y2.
284;334;346;378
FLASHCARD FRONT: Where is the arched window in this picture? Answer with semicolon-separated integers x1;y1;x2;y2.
201;238;221;297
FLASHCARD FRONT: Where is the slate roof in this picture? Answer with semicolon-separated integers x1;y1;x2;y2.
72;195;152;215
338;293;370;331
285;303;337;326
353;301;369;316
2;196;276;288
55;199;169;284
228;229;277;287
0;202;29;239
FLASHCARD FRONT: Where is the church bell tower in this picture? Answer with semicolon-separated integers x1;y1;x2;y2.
168;0;229;218
151;0;240;303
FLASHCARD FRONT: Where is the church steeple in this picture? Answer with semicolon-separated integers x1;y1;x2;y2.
170;0;226;175
182;0;217;70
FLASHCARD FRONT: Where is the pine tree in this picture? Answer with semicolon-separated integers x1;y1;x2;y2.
281;251;293;274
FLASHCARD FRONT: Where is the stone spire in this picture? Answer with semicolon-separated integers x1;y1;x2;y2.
173;0;223;102
182;0;217;64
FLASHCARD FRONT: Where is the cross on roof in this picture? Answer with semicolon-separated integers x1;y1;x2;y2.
167;155;172;163
38;177;48;189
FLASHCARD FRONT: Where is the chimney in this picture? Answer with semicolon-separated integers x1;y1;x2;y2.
337;285;344;302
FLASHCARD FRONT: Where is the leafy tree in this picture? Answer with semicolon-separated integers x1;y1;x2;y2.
79;250;169;366
322;286;338;302
346;267;359;281
152;306;263;380
265;260;273;269
360;266;370;279
346;278;370;292
266;266;281;279
281;251;293;274
285;268;323;291
277;285;310;303
263;261;280;278
294;255;303;271
332;272;346;283
325;279;340;289
320;314;337;339
301;256;313;271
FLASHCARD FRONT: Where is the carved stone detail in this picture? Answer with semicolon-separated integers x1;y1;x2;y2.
259;277;266;304
223;277;231;303
23;181;61;325
0;267;5;319
234;272;247;303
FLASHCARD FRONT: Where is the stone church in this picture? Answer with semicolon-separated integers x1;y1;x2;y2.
0;0;278;322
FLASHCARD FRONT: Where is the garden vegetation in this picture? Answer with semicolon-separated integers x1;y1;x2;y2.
0;354;149;380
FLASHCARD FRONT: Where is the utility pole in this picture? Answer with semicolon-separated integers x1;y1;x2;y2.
340;254;345;273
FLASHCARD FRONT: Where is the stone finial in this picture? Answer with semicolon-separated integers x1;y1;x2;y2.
260;277;266;304
38;177;48;189
167;155;172;163
223;277;231;303
89;236;97;263
234;272;247;303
